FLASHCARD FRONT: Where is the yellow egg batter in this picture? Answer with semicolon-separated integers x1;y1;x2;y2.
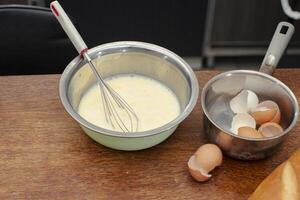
78;74;180;132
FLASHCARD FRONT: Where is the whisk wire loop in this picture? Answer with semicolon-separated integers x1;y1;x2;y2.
84;54;138;132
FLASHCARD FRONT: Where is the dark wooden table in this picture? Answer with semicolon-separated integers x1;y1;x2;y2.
0;69;299;200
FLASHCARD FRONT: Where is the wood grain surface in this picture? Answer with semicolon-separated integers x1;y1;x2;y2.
0;69;299;200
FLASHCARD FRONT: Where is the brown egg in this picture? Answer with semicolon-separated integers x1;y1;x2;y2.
250;100;281;125
238;126;264;139
258;122;283;137
188;144;223;182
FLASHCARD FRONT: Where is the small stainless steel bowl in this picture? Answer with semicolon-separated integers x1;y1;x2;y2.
59;41;199;151
201;70;299;160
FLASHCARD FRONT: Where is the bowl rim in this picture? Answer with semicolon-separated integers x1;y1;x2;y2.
59;41;199;138
201;69;299;141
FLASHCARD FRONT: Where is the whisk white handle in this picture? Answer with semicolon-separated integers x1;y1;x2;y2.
50;1;88;55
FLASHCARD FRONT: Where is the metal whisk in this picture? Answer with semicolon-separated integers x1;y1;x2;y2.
50;1;138;132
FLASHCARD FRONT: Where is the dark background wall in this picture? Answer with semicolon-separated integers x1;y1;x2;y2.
203;0;300;68
0;0;208;75
211;1;297;47
45;0;208;57
1;0;300;75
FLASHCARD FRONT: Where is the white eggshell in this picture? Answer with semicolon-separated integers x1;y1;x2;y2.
231;113;256;134
246;90;259;111
229;90;258;114
230;90;248;113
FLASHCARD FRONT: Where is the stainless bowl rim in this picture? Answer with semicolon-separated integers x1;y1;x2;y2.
59;41;199;138
201;69;299;141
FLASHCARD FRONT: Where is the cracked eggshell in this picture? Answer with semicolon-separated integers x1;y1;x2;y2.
238;126;263;139
230;90;259;114
272;109;281;124
250;100;281;125
188;155;211;182
194;144;223;173
230;90;248;113
231;113;256;134
188;144;223;182
247;90;259;111
258;122;283;137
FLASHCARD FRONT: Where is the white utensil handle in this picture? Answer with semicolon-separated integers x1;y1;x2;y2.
50;1;88;55
260;21;294;75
